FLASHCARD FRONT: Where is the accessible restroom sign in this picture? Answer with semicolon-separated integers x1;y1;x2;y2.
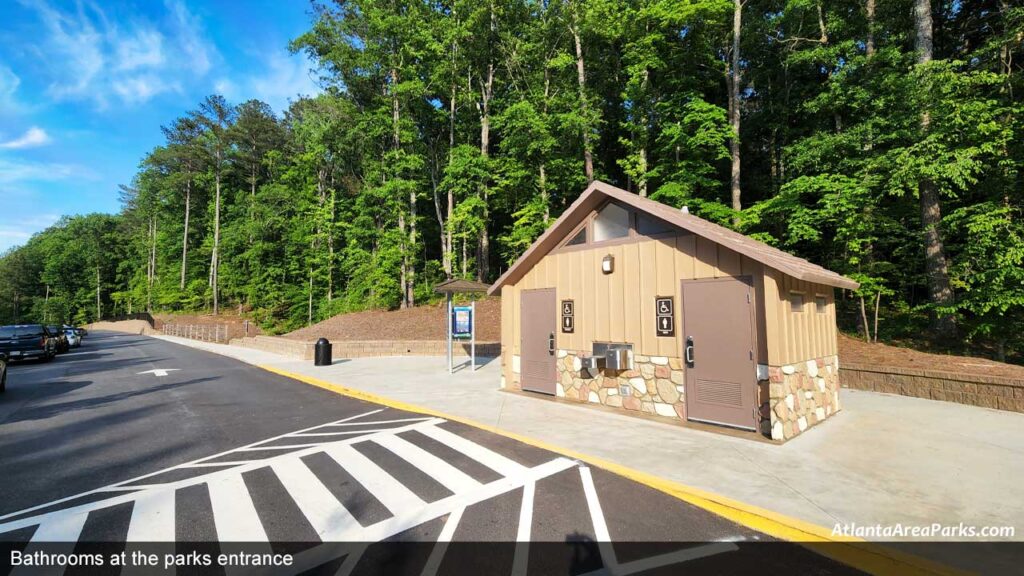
561;300;574;333
655;296;674;337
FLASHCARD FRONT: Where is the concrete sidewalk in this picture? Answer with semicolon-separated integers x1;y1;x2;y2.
155;335;1024;551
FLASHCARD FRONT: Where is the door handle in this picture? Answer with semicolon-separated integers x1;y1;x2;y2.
685;336;695;366
548;332;555;354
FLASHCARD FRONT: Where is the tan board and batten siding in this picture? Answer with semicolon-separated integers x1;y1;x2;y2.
504;234;839;367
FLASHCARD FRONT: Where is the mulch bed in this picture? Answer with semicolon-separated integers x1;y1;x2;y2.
284;298;501;342
838;334;1024;380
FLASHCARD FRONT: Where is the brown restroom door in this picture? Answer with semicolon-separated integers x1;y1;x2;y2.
681;277;757;430
520;288;557;395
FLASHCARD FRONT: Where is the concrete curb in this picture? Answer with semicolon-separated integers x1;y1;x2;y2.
257;363;966;576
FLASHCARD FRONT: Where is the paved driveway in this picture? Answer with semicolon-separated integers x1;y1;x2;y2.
212;345;1024;573
0;332;856;575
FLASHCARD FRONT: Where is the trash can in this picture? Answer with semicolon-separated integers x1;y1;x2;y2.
314;338;332;366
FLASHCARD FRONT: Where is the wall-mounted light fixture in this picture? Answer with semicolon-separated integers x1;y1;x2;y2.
601;254;614;274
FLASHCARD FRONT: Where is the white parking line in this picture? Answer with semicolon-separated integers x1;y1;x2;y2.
420;506;465;576
511;480;536;576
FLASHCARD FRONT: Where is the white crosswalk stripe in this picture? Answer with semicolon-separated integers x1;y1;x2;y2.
416;423;527;478
208;473;268;542
0;414;563;554
125;488;176;542
323;443;425;515
0;411;739;576
372;434;481;493
271;459;357;540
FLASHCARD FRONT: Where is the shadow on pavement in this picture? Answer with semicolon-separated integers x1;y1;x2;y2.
0;376;218;424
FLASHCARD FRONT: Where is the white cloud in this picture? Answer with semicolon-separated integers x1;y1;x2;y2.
0;64;22;113
0;127;51;149
0;157;95;185
115;27;165;71
0;213;61;252
19;0;218;108
166;0;212;76
239;52;321;112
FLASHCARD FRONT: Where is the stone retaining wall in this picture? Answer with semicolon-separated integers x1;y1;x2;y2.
768;355;841;441
231;335;499;361
841;363;1024;413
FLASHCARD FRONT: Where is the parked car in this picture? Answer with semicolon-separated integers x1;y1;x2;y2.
0;352;7;392
63;324;87;339
64;328;81;348
47;325;70;354
0;325;56;361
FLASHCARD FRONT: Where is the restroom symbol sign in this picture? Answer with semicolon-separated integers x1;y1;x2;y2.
561;300;575;333
655;297;674;337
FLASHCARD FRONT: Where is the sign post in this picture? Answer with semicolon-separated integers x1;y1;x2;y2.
451;303;474;371
447;293;453;373
434;278;490;375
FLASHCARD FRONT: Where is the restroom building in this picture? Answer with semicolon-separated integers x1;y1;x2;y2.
488;181;859;441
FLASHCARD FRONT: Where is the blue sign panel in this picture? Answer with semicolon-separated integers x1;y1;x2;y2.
452;306;473;338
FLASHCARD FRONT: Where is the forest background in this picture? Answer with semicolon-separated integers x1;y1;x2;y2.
1;0;1021;363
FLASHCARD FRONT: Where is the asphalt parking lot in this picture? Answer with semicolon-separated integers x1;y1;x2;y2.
0;332;863;574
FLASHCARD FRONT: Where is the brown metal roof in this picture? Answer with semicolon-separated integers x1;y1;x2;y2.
488;181;859;294
434;278;492;294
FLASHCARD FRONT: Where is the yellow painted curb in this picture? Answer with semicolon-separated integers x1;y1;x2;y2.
258;364;971;576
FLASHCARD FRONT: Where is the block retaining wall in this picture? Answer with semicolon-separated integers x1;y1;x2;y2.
231;335;499;361
841;363;1024;413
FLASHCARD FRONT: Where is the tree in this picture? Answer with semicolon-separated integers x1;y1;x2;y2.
192;95;236;315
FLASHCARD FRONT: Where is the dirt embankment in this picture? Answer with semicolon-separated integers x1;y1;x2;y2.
285;298;501;342
154;312;263;341
84;320;158;335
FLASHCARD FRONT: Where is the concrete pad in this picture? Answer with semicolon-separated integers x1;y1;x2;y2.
153;335;1024;544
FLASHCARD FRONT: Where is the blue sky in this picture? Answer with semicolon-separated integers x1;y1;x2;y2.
0;0;323;252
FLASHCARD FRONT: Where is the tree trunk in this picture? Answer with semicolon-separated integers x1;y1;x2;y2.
180;178;191;290
477;49;494;283
859;296;871;343
444;79;457;279
865;0;876;57
570;8;594;183
149;216;156;312
914;0;956;335
729;0;743;224
95;266;101;321
308;265;314;326
211;165;221;316
873;291;881;343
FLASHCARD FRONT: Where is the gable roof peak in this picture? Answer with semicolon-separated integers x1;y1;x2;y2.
488;180;859;294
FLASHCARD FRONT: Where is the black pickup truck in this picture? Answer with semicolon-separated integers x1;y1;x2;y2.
0;324;57;362
0;351;6;392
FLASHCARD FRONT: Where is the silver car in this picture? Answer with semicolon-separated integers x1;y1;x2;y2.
64;329;82;348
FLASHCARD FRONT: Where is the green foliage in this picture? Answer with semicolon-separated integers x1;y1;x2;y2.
0;0;1021;363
